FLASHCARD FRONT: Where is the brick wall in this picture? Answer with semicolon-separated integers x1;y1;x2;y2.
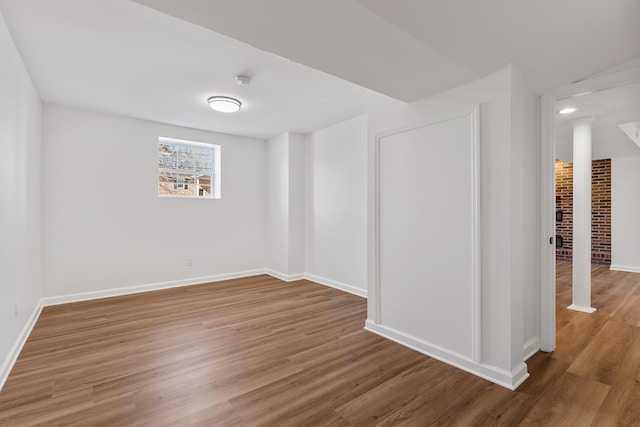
555;159;611;264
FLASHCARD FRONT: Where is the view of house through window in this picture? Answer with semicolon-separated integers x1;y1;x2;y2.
158;137;221;199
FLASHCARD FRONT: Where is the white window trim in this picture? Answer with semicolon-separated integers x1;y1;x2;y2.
158;137;221;199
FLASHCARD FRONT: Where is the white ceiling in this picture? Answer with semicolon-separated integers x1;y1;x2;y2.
131;0;478;103
555;81;640;162
355;0;640;95
134;0;640;99
1;0;639;140
0;0;402;140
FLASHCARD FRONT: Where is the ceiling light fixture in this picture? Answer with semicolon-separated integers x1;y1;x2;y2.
558;107;577;115
207;96;241;113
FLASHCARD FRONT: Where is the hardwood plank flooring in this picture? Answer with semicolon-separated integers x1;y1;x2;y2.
519;372;610;426
0;263;639;426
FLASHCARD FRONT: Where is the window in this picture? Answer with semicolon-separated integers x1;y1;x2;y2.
158;137;221;199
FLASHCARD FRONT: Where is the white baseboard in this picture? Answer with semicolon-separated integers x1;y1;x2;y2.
303;273;367;298
34;267;365;308
264;270;367;298
610;264;640;274
265;270;306;282
567;304;597;313
523;337;540;361
365;320;529;390
41;269;268;306
0;303;43;392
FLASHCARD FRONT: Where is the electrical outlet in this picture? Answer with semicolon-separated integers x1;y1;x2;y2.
187;257;193;267
14;301;19;317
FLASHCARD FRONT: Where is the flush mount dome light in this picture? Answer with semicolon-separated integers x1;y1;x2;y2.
558;107;577;115
207;96;241;113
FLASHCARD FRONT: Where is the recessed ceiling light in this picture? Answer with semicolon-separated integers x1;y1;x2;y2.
207;96;241;113
558;107;577;115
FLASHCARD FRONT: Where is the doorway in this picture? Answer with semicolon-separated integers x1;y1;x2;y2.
540;65;640;351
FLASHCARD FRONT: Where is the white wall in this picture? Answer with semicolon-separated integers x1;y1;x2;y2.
288;133;306;275
266;132;305;277
0;12;42;383
305;115;368;294
267;134;289;274
611;156;640;272
42;105;267;297
377;111;479;359
521;87;541;359
366;65;539;389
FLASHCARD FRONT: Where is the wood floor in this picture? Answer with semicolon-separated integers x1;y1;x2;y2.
1;263;639;426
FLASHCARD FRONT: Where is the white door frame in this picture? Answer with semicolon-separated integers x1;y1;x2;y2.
540;65;640;352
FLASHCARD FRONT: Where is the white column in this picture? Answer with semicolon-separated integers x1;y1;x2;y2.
569;117;596;313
